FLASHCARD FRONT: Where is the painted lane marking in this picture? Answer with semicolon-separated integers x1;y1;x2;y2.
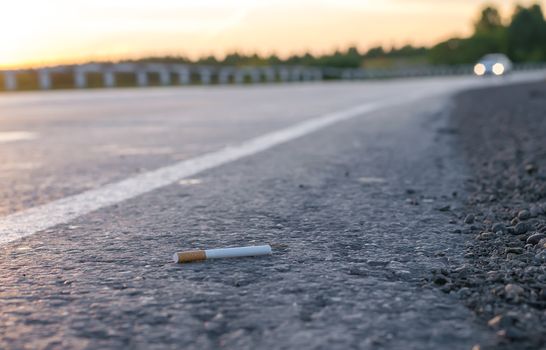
178;178;203;186
0;92;434;246
95;145;174;156
0;131;37;143
358;177;387;184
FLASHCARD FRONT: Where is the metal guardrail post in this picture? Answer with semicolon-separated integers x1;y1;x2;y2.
249;69;261;84
199;69;211;85
218;69;231;84
177;68;190;85
279;68;290;82
136;71;148;87
290;69;301;82
38;69;51;90
341;69;351;80
103;71;116;88
159;69;170;86
3;71;17;90
263;68;275;82
234;70;245;84
74;70;87;88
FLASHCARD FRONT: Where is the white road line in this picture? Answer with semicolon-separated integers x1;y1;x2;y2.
0;131;37;143
0;91;436;246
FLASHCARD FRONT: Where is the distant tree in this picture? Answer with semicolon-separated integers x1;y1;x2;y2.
266;54;282;65
222;52;244;66
475;6;503;34
199;55;219;65
507;4;546;62
366;46;385;58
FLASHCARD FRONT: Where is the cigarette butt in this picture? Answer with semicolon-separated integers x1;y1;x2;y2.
173;245;272;263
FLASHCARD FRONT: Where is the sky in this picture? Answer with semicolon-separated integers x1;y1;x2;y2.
0;0;543;69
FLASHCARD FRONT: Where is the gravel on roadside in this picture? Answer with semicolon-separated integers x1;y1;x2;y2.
439;80;546;350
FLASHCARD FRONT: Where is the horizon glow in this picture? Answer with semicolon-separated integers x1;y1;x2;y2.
0;0;542;69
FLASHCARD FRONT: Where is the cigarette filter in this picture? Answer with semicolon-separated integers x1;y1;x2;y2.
173;245;272;263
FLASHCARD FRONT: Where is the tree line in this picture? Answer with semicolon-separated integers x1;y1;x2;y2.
124;4;546;68
430;3;546;64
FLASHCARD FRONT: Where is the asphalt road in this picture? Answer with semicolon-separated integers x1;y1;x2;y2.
0;73;544;349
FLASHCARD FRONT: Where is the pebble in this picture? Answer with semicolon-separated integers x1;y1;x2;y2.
526;233;546;245
504;284;524;300
514;222;528;235
478;232;494;240
535;251;546;263
505;247;524;254
518;210;531;220
405;198;418;205
525;163;538;174
464;214;475;224
492;223;506;233
457;287;472;299
530;206;542;217
487;315;503;328
488;312;520;329
433;275;449;285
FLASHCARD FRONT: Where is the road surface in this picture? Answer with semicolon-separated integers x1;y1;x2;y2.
0;73;544;349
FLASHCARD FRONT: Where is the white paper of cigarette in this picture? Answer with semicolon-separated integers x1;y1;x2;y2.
173;245;272;263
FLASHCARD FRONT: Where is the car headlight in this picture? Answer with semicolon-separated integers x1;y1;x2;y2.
492;63;505;76
474;63;486;76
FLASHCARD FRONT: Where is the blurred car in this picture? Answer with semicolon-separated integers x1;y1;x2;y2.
473;54;512;76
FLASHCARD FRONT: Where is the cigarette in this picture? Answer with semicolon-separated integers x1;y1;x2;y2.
173;245;272;263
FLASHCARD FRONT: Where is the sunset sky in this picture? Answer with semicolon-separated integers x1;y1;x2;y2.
0;0;543;69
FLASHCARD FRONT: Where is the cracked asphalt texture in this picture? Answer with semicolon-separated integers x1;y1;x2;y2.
0;75;544;349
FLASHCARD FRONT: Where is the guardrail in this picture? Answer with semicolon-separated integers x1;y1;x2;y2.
1;62;545;91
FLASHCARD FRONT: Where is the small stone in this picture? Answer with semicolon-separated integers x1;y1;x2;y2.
492;223;506;233
517;210;530;220
503;327;527;340
504;284;524;299
535;250;546;263
464;214;475;224
527;233;546;245
433;275;449;285
488;312;519;329
457;287;472;299
511;218;519;226
478;232;494;240
530;206;542;217
470;225;483;231
514;222;528;235
487;315;503;328
437;205;450;212
525;163;538;174
406;198;418;205
505;247;523;254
